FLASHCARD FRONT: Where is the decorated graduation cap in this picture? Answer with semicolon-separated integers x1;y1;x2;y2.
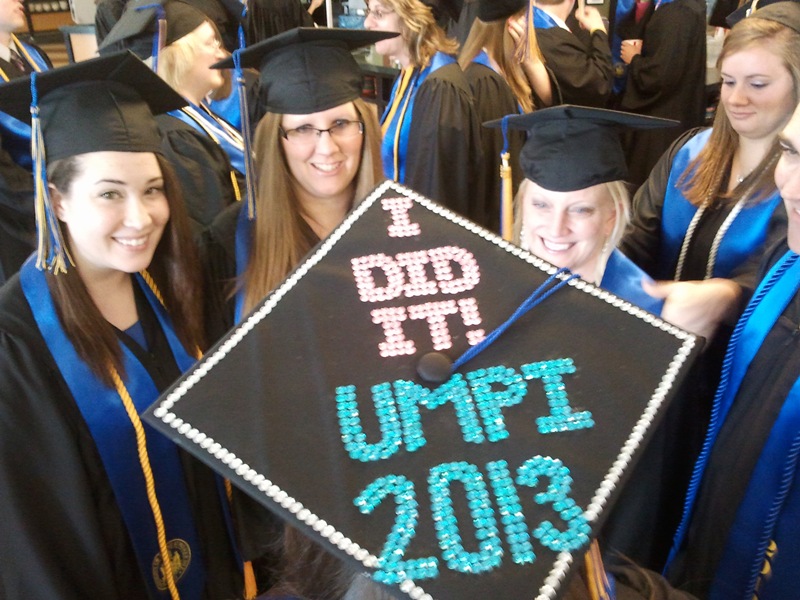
213;27;398;115
726;0;800;31
486;105;678;193
145;180;700;599
98;0;210;63
478;0;526;21
0;51;185;273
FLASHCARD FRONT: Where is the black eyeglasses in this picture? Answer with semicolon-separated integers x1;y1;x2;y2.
279;120;365;144
364;6;395;20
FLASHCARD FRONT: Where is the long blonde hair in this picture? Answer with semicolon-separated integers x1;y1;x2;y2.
381;0;459;67
679;17;800;207
241;98;383;313
458;15;540;113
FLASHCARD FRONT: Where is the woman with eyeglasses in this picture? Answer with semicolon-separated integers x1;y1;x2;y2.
363;0;485;225
202;28;389;342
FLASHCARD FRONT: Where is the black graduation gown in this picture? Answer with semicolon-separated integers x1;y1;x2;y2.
608;131;788;570
615;0;706;186
535;26;614;108
0;143;34;285
156;114;241;233
462;62;524;234
666;240;800;598
0;275;243;599
400;62;486;225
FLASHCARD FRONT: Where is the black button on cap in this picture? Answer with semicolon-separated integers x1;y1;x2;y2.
417;352;453;384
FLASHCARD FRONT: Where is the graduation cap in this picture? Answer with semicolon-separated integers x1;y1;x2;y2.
478;0;527;22
98;0;210;59
486;105;679;192
725;0;800;32
213;27;398;115
145;180;700;600
422;0;463;22
0;51;185;272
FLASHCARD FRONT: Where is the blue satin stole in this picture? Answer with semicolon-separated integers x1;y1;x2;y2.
668;252;800;599
380;52;456;184
19;260;208;598
600;249;664;316
660;129;782;280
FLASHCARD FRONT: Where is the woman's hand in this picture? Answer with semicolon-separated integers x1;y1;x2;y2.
620;39;643;64
643;278;742;341
308;0;324;14
574;6;607;34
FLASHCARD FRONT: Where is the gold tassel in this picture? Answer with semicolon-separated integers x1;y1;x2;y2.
223;479;258;599
500;151;513;241
585;540;613;600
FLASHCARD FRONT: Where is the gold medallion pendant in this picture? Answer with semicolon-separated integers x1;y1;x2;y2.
152;539;192;590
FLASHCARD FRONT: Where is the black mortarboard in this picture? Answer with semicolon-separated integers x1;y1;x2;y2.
478;0;526;21
213;27;398;114
98;0;210;58
145;181;699;600
422;0;463;22
486;105;678;192
0;51;186;272
0;51;185;161
726;0;800;32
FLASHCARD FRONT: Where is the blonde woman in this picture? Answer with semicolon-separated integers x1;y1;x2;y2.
364;0;485;224
99;0;246;230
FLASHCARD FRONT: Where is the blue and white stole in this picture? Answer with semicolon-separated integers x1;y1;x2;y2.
600;249;664;316
19;259;208;599
168;103;247;178
380;52;456;183
0;35;49;169
209;89;243;131
667;251;800;599
659;129;782;280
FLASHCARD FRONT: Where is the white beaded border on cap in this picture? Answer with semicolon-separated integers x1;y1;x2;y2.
151;180;699;600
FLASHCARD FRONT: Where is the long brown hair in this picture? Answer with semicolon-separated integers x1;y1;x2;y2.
458;15;540;113
241;98;383;313
679;17;800;207
47;153;204;387
381;0;459;67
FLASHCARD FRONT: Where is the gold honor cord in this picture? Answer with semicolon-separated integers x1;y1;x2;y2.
142;270;257;599
179;107;243;202
110;364;182;600
500;152;513;241
381;67;415;182
585;540;613;600
0;35;45;82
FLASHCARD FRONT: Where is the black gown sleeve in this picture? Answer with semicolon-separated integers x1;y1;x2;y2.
620;2;703;116
0;278;146;599
201;202;242;345
536;27;613;108
156;114;239;233
464;63;524;233
403;64;486;224
619;128;700;277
